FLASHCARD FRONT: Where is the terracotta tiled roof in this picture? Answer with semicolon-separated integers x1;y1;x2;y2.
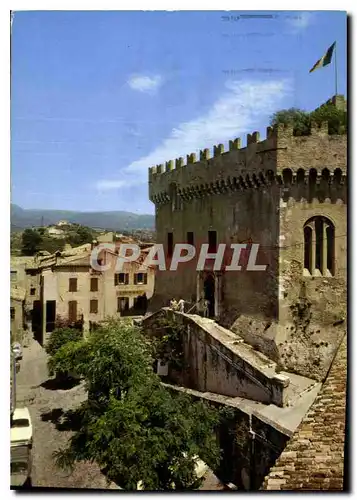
55;254;91;267
262;334;347;491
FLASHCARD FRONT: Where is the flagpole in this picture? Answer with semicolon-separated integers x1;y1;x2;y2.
334;42;338;97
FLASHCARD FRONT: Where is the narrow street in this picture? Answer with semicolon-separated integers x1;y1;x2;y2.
15;337;118;489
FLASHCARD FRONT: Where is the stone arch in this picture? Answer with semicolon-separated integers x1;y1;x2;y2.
245;174;253;188
282;168;293;185
259;172;266;185
296;168;305;184
333;168;343;184
266;169;275;183
309;168;318;185
321;168;330;182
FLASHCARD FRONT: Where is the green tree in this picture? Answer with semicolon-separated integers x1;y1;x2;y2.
270;103;347;136
310;103;347;134
46;327;83;379
45;327;83;358
49;320;221;490
21;228;43;255
67;225;94;246
270;108;311;136
39;236;66;254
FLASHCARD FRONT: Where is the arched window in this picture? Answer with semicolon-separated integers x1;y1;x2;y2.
303;216;335;277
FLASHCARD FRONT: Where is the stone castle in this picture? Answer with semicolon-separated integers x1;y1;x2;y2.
145;95;347;489
148;95;347;384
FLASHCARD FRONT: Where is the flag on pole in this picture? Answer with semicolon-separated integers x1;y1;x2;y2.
309;42;336;73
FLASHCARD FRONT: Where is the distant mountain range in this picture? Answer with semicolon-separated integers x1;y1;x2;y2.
11;204;155;232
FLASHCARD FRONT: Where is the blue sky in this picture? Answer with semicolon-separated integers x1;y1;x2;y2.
11;10;347;214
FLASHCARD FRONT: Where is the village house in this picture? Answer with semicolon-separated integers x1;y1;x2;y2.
10;256;37;341
47;226;66;238
22;239;155;345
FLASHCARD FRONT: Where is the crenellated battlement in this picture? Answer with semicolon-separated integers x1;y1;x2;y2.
149;121;347;204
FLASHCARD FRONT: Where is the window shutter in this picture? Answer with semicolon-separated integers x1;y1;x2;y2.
68;301;77;322
125;273;129;285
69;278;77;292
144;273;147;284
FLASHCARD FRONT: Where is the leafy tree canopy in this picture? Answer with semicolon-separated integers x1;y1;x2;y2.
45;327;83;358
21;228;43;255
66;225;94;246
310;103;347;134
270;102;347;136
49;320;221;490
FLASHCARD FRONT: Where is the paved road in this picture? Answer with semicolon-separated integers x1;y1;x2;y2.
15;337;118;489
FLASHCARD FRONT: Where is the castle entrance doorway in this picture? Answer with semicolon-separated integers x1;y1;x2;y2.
203;274;215;318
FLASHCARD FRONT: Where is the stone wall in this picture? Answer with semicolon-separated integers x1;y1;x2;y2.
262;334;347;491
164;383;289;490
10;298;24;342
151;185;280;323
143;310;289;407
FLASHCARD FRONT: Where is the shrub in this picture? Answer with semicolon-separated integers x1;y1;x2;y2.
45;327;83;358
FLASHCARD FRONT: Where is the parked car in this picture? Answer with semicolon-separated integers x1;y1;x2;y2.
10;407;33;487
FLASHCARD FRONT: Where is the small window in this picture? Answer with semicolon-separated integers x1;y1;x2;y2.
208;231;217;253
117;297;129;312
187;232;194;246
167;232;173;258
30;287;36;296
10;271;17;282
115;273;129;286
90;299;98;314
69;278;77;292
134;273;147;285
90;278;98;292
10;307;15;320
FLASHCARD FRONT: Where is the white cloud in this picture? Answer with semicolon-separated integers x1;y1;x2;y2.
96;78;292;191
96;179;136;190
286;12;313;32
127;75;162;93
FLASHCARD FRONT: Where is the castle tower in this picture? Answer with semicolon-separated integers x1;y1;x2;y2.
148;96;347;381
